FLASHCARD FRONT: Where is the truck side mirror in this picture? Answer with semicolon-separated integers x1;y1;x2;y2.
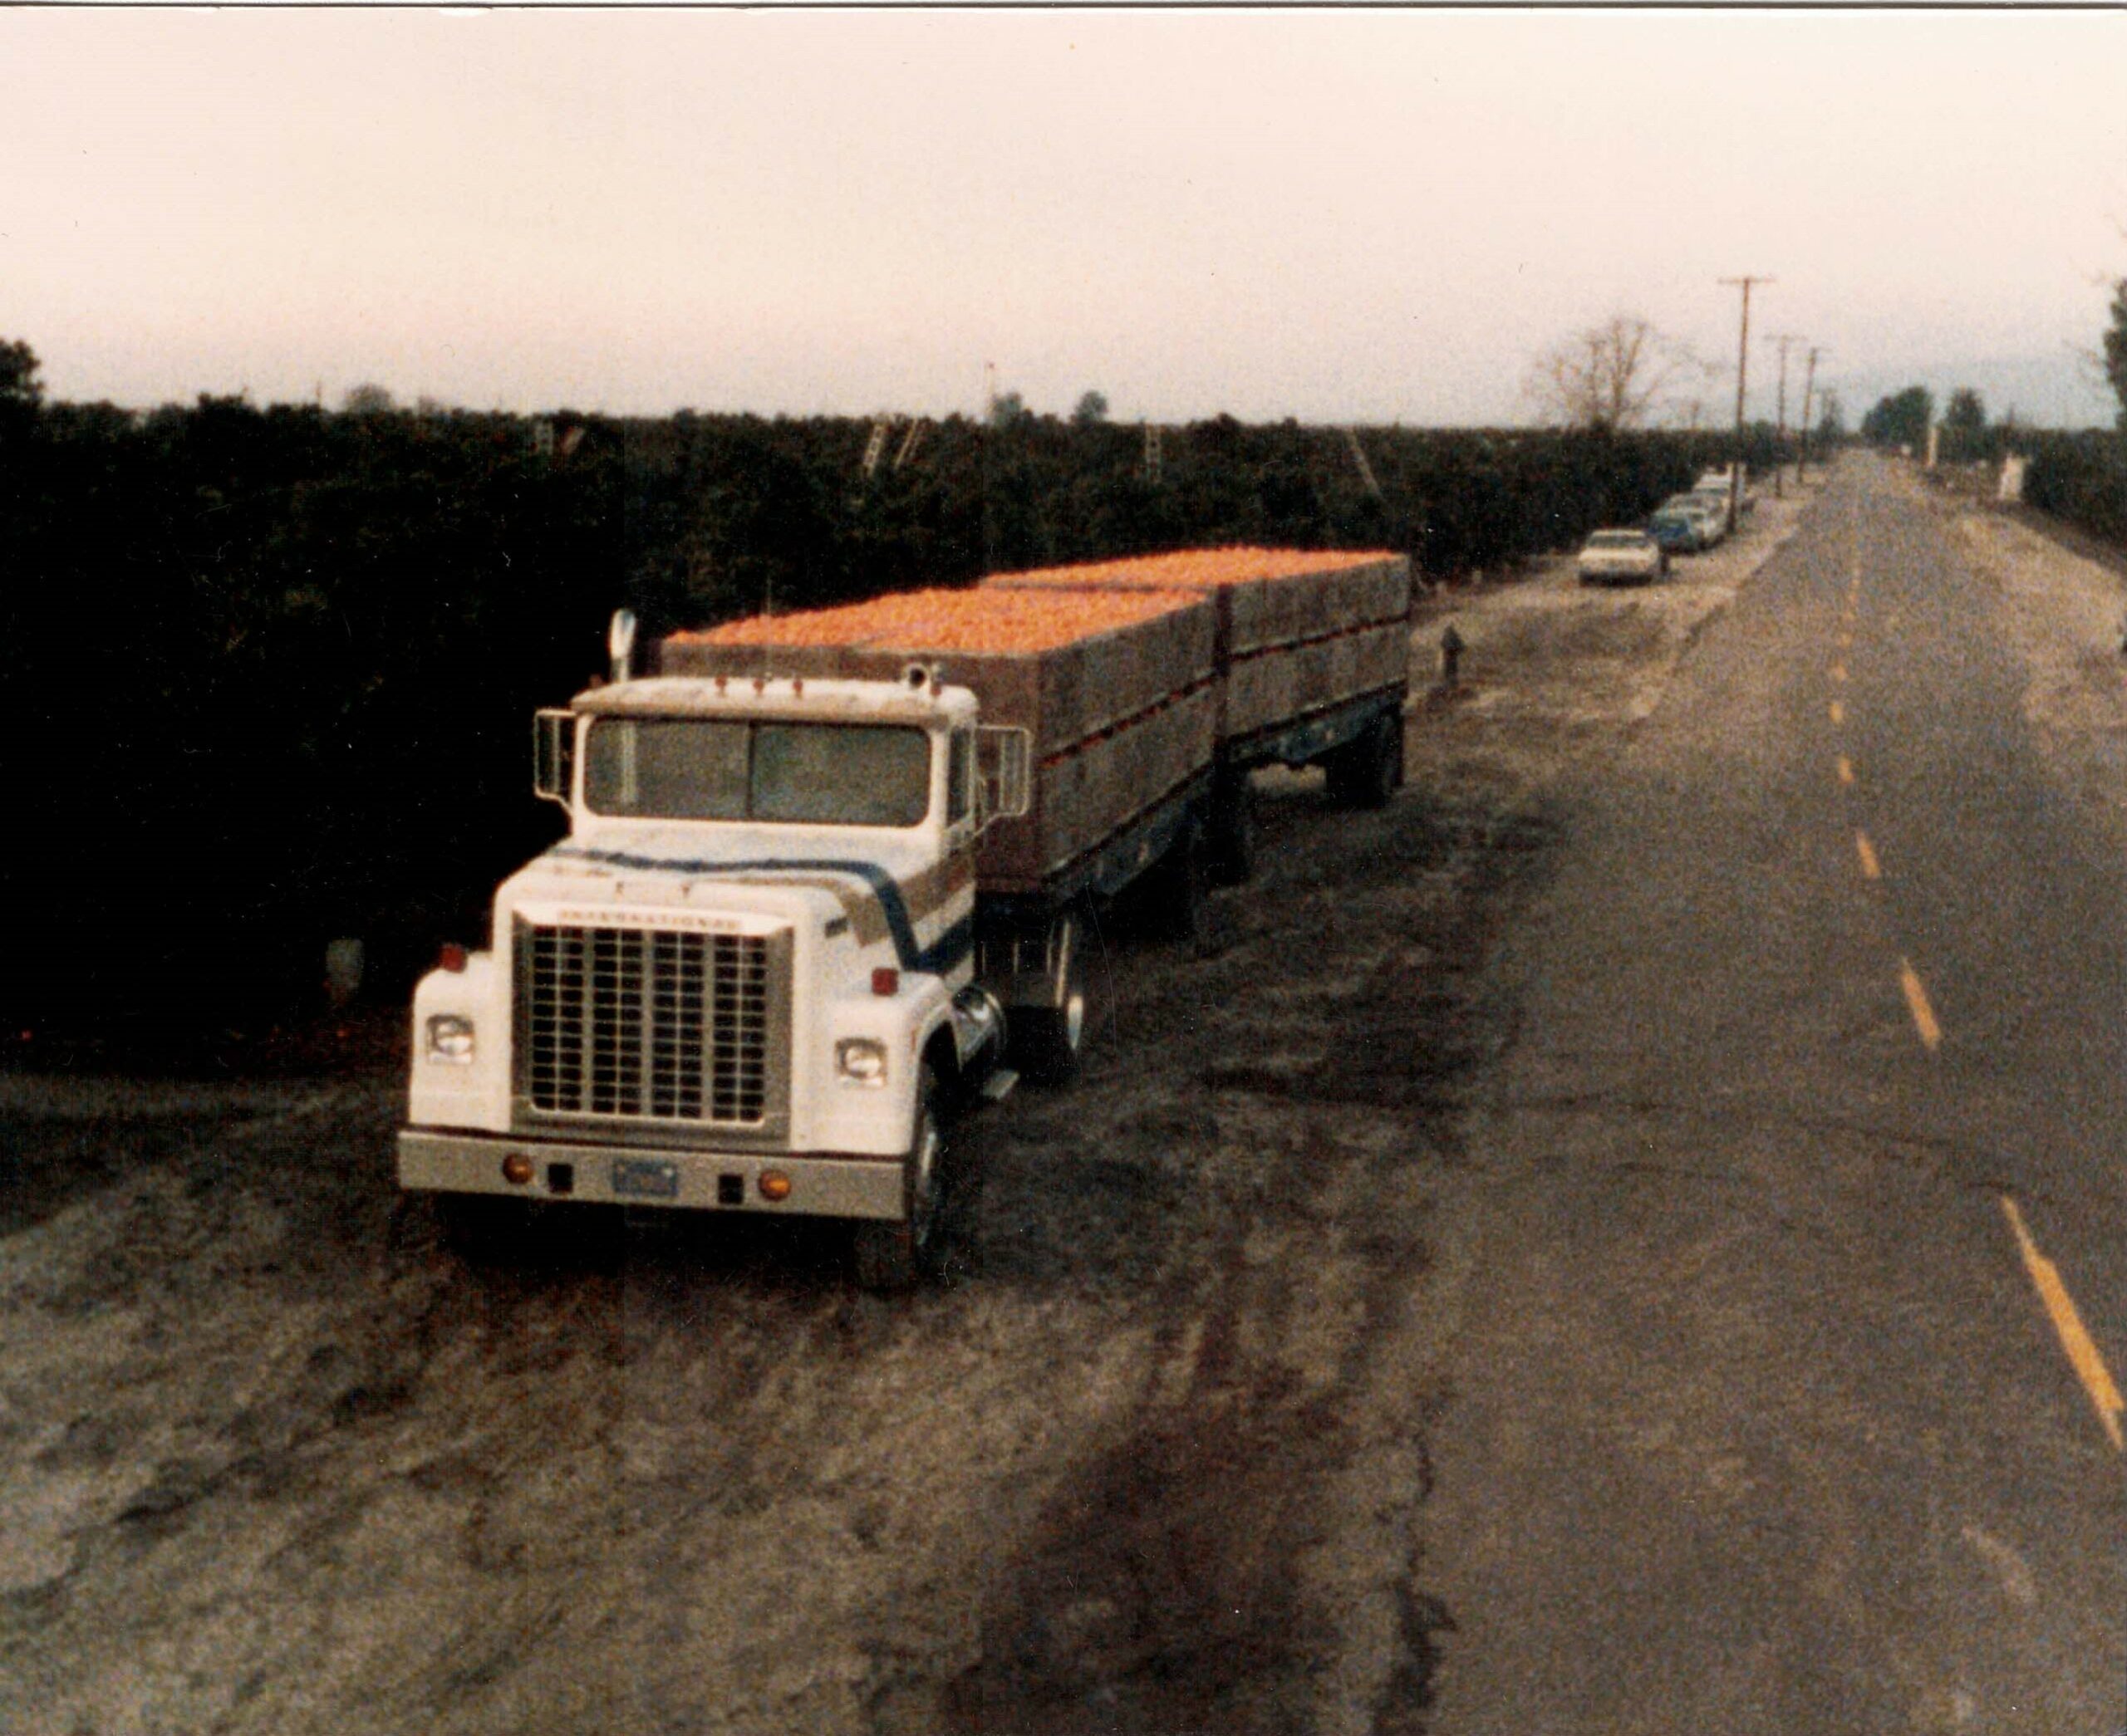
975;725;1032;828
534;709;576;807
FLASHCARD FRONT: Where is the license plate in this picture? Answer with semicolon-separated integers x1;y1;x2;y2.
612;1158;680;1200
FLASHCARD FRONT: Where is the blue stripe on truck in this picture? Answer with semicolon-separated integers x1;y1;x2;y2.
547;848;973;974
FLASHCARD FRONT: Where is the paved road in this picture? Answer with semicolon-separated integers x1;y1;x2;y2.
1419;453;2127;1731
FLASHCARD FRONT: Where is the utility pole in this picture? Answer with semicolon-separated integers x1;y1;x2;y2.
1796;346;1825;484
1766;332;1801;498
1718;276;1774;530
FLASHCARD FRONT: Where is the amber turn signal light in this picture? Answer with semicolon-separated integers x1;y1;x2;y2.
500;1154;534;1187
758;1171;793;1203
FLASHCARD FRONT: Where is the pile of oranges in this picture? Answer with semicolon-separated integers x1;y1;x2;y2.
672;584;1197;656
988;545;1390;593
671;547;1396;657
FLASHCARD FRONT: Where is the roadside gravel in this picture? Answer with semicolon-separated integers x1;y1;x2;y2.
1945;492;2127;855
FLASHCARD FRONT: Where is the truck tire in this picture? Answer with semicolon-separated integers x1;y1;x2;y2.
1009;910;1089;1084
1207;774;1259;886
853;1064;945;1292
1326;713;1402;810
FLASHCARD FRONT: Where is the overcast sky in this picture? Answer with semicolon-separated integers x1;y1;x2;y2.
5;7;2125;427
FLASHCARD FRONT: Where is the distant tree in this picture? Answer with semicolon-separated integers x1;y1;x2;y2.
1524;314;1698;431
988;390;1029;429
2105;277;2127;431
0;339;43;411
1942;387;1987;460
1817;391;1846;439
1072;390;1109;428
1860;386;1933;450
341;383;395;414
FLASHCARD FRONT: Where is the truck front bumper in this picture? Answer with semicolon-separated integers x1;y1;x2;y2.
397;1129;906;1221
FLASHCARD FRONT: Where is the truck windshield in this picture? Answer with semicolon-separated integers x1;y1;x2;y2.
582;719;933;826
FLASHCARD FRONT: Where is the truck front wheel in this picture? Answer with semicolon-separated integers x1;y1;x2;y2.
852;1064;946;1292
1009;910;1088;1084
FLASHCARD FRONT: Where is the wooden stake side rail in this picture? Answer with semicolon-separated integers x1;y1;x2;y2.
984;549;1412;745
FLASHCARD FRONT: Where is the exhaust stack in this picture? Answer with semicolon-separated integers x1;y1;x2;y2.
608;610;638;684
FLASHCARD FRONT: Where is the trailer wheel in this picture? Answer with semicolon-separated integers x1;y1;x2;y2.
1327;712;1402;809
1162;824;1217;958
1207;774;1259;886
1010;911;1089;1084
853;1064;945;1292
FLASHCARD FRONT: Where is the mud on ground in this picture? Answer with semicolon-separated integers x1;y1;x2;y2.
0;494;1806;1736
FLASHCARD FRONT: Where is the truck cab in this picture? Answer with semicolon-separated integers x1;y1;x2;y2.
398;645;1029;1287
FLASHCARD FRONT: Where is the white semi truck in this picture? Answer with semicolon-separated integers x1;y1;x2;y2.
399;547;1412;1287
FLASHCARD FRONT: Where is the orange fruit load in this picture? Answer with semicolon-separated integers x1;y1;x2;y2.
671;548;1400;659
671;582;1202;656
985;545;1393;594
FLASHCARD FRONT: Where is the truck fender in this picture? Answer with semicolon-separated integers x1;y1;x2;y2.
917;1005;965;1101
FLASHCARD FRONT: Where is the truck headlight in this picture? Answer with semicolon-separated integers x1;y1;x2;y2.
835;1037;889;1087
425;1014;476;1063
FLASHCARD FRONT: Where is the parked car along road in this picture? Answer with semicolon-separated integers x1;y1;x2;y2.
1646;511;1704;557
1661;494;1726;547
1577;528;1668;586
1695;464;1754;507
1683;489;1741;532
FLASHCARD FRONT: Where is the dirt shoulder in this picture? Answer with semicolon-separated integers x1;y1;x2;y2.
1407;482;1815;800
1939;488;2127;856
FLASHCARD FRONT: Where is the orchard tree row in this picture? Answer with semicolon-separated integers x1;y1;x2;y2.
0;342;1783;1031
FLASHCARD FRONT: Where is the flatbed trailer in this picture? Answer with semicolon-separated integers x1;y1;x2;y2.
982;547;1412;878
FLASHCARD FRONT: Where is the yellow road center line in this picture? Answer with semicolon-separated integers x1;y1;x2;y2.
1856;831;1882;879
1830;663;1847;684
1837;631;1854;650
1830;699;1845;726
2002;1195;2125;1452
1836;755;1854;786
1899;956;1942;1051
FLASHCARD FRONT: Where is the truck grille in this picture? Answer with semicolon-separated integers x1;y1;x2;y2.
521;924;776;1125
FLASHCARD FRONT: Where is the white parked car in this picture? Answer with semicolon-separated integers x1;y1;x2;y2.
1692;468;1757;520
1682;491;1738;538
1663;494;1727;547
1578;528;1668;586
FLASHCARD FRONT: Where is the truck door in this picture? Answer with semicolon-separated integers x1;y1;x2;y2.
941;728;980;974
